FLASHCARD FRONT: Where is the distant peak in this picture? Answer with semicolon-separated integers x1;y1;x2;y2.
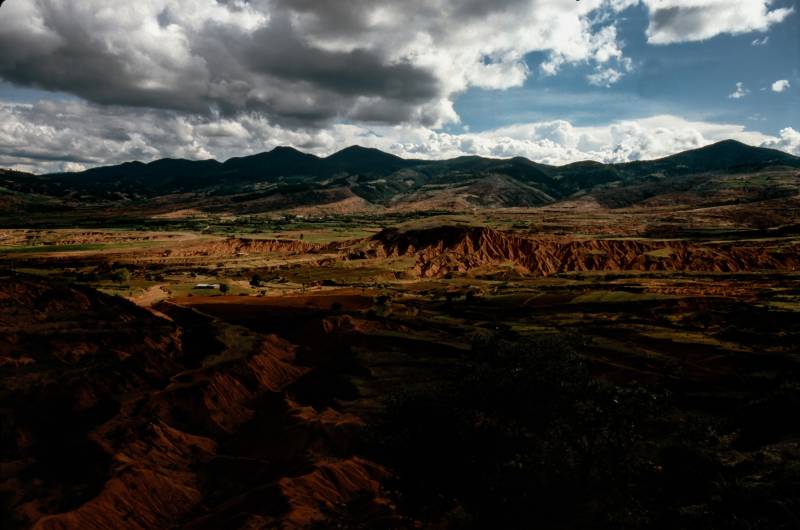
687;138;796;159
326;145;403;160
270;146;303;153
701;139;750;150
331;145;385;154
226;146;320;162
338;145;373;152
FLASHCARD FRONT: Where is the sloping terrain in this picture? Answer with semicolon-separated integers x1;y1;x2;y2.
2;214;800;529
2;140;800;529
166;279;800;530
0;170;72;214
0;277;395;529
614;140;800;178
1;141;798;219
370;226;800;277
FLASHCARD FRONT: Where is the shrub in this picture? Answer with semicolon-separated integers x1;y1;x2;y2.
111;268;130;283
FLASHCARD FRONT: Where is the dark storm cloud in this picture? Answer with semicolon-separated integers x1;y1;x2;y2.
0;147;93;164
0;3;213;114
450;0;533;19
1;0;793;138
271;0;376;37
243;18;439;102
642;1;794;45
0;0;441;127
1;0;797;175
647;6;708;41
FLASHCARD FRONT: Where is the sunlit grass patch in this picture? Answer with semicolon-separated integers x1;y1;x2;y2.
570;290;674;304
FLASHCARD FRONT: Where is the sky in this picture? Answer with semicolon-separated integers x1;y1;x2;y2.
0;0;798;173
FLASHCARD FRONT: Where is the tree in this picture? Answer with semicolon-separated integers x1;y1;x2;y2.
250;273;263;287
219;283;230;294
112;268;130;284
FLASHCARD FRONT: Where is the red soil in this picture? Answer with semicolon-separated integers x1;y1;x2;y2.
371;226;800;277
1;278;395;529
173;289;376;312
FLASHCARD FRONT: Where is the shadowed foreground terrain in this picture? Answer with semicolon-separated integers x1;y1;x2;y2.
0;277;393;529
2;267;800;529
2;141;800;528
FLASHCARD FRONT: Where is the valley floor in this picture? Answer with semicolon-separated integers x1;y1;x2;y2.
1;210;799;529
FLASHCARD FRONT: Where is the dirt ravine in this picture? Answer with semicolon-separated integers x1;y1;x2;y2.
0;277;396;530
370;226;800;277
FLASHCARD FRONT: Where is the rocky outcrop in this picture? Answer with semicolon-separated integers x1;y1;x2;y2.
169;237;337;258
372;226;800;277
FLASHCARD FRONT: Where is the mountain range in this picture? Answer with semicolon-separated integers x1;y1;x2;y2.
1;140;798;217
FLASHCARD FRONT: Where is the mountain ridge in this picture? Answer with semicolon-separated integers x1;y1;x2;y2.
1;140;798;216
15;139;797;177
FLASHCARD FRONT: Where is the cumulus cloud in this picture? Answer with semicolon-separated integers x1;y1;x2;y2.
0;1;794;173
751;36;769;46
771;79;791;92
643;0;793;44
0;0;643;129
539;20;632;80
587;57;633;87
760;127;800;155
729;82;750;99
587;67;624;87
0;2;793;130
0;100;787;173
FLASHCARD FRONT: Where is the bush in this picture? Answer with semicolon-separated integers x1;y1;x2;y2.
111;268;130;283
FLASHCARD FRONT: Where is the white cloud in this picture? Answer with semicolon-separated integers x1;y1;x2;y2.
587;57;632;87
0;3;794;173
643;0;794;45
760;127;800;155
0;0;643;129
587;67;624;87
62;162;87;173
0;100;788;173
751;36;769;46
729;82;750;99
539;20;631;80
0;0;792;160
771;79;791;92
